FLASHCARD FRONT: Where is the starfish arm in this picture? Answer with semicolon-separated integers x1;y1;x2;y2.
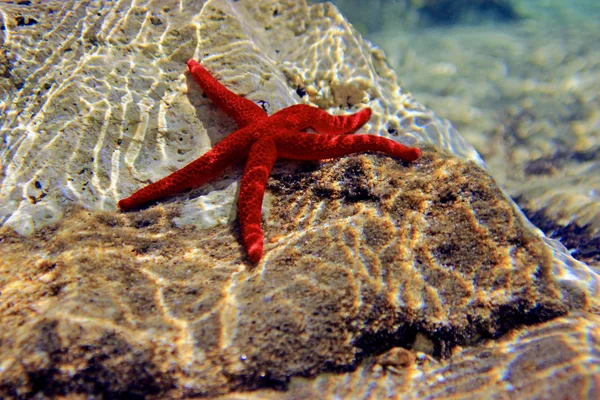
118;128;255;211
271;104;372;134
275;132;421;162
187;59;267;128
238;138;278;263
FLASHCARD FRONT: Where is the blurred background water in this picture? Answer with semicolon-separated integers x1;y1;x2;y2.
311;0;600;268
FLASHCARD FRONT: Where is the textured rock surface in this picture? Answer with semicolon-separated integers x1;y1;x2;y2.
0;0;478;237
0;0;599;399
0;150;589;398
221;312;600;399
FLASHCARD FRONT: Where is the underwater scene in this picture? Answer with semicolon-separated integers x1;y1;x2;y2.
1;0;598;399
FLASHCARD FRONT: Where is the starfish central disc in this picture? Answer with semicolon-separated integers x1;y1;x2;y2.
118;59;421;263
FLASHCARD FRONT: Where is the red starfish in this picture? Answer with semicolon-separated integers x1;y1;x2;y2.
118;59;420;263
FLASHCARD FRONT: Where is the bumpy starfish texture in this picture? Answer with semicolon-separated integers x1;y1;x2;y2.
118;59;421;263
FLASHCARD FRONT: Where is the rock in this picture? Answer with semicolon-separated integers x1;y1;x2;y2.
221;312;600;399
0;0;598;398
0;149;589;397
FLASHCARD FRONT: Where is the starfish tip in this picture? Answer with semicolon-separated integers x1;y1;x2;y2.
117;198;131;211
412;148;421;160
247;243;263;263
187;59;199;70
